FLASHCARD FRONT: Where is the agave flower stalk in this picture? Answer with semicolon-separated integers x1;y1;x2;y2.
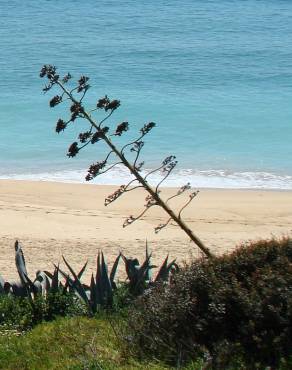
40;65;213;258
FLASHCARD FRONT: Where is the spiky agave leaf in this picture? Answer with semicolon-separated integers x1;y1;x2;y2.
74;260;88;290
95;251;103;306
15;240;29;285
62;274;70;294
34;271;51;295
44;265;64;294
95;251;113;307
121;252;155;294
59;269;71;294
110;252;121;289
154;255;169;282
77;260;88;280
53;257;88;293
145;240;151;282
89;273;97;311
101;252;113;305
101;253;111;290
0;274;5;294
14;241;36;299
84;251;117;312
154;256;179;283
133;252;155;291
121;254;140;281
51;264;60;293
23;272;39;300
33;279;43;295
58;257;91;313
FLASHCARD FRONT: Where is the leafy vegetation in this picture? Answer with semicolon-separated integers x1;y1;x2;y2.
0;315;206;370
0;238;291;369
0;240;178;323
0;292;84;332
0;308;291;369
128;237;292;369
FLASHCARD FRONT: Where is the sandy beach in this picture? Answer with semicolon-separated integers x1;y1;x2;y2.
0;179;291;281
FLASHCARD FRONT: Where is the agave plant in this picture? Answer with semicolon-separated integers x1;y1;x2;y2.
87;251;121;312
121;243;179;295
43;265;69;295
1;240;36;300
121;245;154;295
1;241;70;299
154;255;179;283
0;240;179;315
57;252;121;314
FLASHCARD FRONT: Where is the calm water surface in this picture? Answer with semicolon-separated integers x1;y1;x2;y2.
0;0;292;188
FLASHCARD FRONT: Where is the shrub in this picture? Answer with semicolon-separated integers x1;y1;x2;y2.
128;237;292;369
0;292;85;332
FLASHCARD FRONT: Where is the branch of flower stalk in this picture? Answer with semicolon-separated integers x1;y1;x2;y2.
98;161;123;176
178;191;199;220
165;183;191;204
155;162;177;193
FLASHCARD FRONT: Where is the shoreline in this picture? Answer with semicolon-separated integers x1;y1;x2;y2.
0;179;291;281
3;177;292;192
1;166;292;190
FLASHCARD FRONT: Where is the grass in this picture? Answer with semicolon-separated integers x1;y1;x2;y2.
0;315;202;370
0;315;291;370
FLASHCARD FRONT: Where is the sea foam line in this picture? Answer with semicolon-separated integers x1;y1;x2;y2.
0;166;292;190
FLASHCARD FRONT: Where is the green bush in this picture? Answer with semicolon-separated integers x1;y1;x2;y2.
128;238;292;369
0;291;85;332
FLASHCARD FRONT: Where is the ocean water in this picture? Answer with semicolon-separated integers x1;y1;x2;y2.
0;0;292;189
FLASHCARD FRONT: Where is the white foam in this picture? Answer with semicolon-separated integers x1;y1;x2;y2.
1;166;292;190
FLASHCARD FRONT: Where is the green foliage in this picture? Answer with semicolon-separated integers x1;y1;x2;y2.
1;239;292;369
0;316;179;370
112;283;133;312
0;292;85;332
0;240;177;327
0;294;33;331
128;237;292;369
0;313;291;369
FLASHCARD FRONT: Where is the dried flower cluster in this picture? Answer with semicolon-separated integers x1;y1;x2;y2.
40;65;213;258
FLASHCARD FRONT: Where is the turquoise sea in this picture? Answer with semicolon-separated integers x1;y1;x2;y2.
0;0;292;189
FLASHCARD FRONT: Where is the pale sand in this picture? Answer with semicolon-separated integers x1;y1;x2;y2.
0;180;291;281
